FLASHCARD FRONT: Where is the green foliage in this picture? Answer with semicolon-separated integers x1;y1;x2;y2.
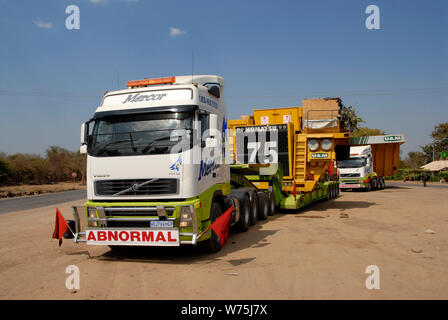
420;121;448;162
403;151;427;169
352;127;386;137
0;146;86;186
385;169;448;182
340;105;363;133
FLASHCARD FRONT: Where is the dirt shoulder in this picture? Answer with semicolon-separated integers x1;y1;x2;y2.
0;182;86;199
0;184;447;299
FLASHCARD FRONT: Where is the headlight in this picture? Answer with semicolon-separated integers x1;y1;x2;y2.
179;205;194;228
87;210;98;227
307;139;319;151
321;139;332;151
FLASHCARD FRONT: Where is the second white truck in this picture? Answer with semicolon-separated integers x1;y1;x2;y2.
338;135;406;191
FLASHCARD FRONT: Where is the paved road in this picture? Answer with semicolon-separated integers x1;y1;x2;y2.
0;190;86;215
386;181;448;189
1;180;448;299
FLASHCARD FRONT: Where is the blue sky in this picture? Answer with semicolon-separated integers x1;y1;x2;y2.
0;0;447;156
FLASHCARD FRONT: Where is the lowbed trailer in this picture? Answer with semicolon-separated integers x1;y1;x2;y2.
68;76;350;252
228;97;351;210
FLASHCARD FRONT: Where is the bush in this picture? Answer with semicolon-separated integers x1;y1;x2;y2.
0;147;86;186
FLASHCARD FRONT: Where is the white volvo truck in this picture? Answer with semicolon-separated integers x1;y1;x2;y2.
338;135;406;191
70;75;273;252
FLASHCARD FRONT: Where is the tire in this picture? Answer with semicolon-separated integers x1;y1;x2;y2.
327;185;332;200
257;192;269;221
336;184;340;196
200;201;223;253
381;178;386;190
367;181;372;192
249;191;258;225
235;193;251;232
267;191;275;216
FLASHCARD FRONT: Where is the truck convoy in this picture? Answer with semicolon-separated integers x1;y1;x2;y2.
338;135;406;191
69;75;354;252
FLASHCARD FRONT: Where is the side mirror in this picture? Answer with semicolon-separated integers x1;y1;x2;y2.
208;85;220;98
80;145;87;154
80;123;88;145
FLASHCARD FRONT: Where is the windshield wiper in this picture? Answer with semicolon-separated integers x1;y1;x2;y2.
96;139;132;155
141;135;182;154
129;132;137;152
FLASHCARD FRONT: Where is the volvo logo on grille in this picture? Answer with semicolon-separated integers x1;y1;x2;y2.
131;183;140;191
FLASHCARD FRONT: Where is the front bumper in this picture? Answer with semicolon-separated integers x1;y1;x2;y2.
71;201;200;246
339;180;368;189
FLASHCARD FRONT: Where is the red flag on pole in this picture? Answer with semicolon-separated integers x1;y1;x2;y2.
52;208;69;247
210;206;234;246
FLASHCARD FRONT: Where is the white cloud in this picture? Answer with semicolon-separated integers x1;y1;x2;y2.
34;19;52;29
170;27;187;37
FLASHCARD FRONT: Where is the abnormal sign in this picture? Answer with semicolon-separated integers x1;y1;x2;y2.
86;229;180;246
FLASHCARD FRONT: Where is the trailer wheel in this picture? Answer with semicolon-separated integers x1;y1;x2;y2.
257;192;269;221
380;178;385;190
200;201;223;253
327;185;332;200
249;192;258;225
235;193;251;232
267;191;275;216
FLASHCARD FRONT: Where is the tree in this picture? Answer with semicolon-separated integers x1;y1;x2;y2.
0;158;10;182
352;127;386;137
405;151;427;169
340;105;363;133
420;122;448;162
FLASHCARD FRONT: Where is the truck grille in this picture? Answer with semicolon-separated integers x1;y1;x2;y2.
340;173;360;177
340;179;360;183
95;179;178;196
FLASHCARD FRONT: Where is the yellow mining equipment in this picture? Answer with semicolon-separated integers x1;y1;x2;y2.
228;98;350;210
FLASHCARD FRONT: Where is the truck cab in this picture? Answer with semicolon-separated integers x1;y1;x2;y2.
338;145;381;190
75;75;233;249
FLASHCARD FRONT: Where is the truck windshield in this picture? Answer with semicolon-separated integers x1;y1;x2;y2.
338;158;366;168
88;111;193;157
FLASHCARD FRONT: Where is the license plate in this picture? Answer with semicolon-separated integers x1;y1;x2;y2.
150;220;174;228
86;229;179;246
341;184;360;188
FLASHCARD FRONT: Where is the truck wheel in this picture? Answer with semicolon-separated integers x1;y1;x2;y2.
267;191;275;216
327;185;332;200
235;193;251;232
336;184;340;196
200;201;223;253
249;192;258;225
381;178;386;190
367;181;372;192
257;192;269;221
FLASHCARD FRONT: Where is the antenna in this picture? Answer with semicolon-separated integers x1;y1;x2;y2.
191;50;194;84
